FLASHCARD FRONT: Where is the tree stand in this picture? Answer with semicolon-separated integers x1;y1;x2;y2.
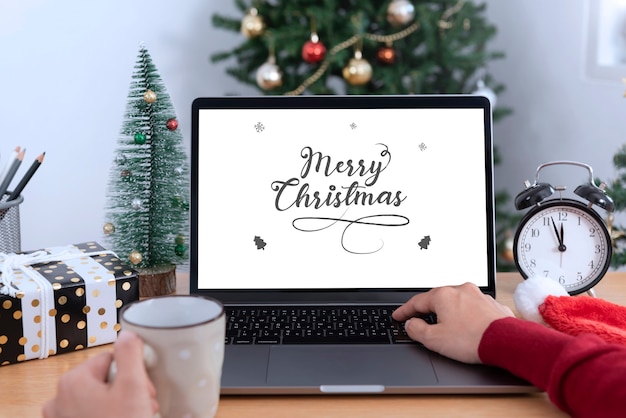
138;264;176;298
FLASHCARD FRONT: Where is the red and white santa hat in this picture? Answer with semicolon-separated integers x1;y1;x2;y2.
513;276;626;345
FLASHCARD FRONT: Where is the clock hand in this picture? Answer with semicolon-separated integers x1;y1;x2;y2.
550;217;559;243
559;222;566;267
550;217;567;252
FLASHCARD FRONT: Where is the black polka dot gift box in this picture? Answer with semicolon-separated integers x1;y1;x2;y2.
0;242;139;366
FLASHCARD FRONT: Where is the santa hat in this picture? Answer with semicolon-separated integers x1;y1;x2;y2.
514;276;626;345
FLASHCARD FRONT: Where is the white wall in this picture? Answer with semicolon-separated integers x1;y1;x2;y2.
0;0;624;253
485;0;625;217
0;0;255;251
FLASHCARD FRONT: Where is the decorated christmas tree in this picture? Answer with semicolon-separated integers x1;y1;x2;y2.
602;80;626;267
104;45;190;295
212;1;505;110
211;0;518;269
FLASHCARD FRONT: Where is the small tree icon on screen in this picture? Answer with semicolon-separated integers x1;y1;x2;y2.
254;236;267;250
418;236;431;250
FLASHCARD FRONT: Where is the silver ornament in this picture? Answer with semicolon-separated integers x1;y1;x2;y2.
131;198;142;210
115;154;126;165
473;80;497;108
387;0;415;27
256;58;283;90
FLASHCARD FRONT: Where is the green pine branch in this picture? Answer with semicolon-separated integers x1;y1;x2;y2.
211;1;507;101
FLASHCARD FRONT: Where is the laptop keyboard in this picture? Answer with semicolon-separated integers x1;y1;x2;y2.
225;306;437;345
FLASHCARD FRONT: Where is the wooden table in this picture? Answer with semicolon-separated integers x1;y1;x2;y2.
2;272;625;417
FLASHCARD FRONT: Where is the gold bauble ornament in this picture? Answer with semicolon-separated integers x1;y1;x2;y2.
102;222;115;235
129;250;143;265
342;51;372;86
241;8;265;38
143;89;157;103
256;57;283;90
387;0;416;27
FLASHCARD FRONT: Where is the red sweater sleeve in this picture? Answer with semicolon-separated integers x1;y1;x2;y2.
478;317;626;418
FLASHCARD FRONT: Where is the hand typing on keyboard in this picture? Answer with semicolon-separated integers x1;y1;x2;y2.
392;283;514;364
225;306;429;345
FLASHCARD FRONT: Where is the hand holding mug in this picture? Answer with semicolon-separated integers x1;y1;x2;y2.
43;330;158;418
44;295;225;418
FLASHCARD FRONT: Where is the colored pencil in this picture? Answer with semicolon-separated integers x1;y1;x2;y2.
8;152;45;201
0;149;25;200
0;146;20;195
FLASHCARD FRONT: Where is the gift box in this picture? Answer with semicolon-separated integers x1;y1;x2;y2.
0;242;139;366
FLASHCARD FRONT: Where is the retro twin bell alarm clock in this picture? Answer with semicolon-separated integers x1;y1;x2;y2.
513;161;615;295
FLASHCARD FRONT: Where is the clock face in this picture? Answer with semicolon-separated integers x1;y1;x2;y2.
513;199;612;295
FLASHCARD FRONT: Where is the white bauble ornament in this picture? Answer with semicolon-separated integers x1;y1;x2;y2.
473;80;497;108
256;58;283;90
387;0;415;27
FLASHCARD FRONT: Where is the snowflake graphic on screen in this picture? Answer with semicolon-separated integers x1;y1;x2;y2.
419;142;427;151
254;122;265;132
350;122;357;129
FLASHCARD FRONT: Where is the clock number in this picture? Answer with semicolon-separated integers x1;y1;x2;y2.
595;244;601;254
558;276;565;285
588;260;595;269
589;227;596;237
542;217;551;226
558;212;568;221
524;243;531;252
531;228;540;238
577;272;583;281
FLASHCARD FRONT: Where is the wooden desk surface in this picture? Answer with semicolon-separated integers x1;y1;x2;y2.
3;272;625;417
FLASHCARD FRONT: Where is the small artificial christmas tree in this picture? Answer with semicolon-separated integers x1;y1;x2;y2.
104;45;190;295
602;81;626;267
211;0;518;270
604;155;626;267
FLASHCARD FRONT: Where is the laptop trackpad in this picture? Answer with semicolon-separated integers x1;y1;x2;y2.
267;345;437;387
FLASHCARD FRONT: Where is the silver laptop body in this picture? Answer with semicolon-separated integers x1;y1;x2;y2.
190;95;535;394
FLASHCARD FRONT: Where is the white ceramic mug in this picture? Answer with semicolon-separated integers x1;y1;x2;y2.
112;295;225;418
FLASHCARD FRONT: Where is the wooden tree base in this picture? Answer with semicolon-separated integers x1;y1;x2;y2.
137;264;176;298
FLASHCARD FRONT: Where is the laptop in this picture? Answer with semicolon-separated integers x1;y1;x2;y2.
190;95;535;394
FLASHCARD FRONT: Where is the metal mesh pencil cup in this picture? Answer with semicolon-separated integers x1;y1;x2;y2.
0;192;23;253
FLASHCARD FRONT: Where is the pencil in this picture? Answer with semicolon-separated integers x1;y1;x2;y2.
0;149;25;200
7;152;44;201
0;146;20;194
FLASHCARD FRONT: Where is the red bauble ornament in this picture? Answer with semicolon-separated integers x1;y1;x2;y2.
302;39;326;64
166;118;178;131
376;46;396;65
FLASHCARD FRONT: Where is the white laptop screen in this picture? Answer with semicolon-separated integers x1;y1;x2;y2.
192;96;494;292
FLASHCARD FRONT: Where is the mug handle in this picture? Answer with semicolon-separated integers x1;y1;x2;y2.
107;343;158;383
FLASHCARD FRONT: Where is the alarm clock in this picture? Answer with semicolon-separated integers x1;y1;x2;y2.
513;161;615;295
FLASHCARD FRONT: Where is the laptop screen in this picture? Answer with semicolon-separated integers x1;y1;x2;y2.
191;95;495;296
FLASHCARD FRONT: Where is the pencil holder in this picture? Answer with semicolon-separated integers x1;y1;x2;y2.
0;192;23;253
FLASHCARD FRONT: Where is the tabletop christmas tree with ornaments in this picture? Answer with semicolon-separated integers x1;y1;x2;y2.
211;0;519;269
602;79;626;268
104;45;190;297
